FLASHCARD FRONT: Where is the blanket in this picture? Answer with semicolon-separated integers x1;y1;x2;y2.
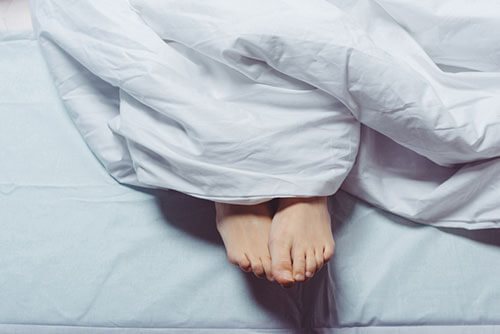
31;0;500;229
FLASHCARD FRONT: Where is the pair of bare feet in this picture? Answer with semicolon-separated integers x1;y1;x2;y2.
215;196;334;288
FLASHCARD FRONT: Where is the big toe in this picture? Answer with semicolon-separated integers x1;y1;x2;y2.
269;240;294;287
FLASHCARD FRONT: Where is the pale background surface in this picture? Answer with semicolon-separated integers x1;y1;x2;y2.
0;0;31;31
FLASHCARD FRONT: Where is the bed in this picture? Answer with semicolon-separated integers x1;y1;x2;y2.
1;3;500;333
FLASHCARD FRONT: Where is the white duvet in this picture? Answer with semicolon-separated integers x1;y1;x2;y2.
30;0;500;229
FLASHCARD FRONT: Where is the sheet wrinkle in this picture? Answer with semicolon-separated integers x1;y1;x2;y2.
11;34;491;332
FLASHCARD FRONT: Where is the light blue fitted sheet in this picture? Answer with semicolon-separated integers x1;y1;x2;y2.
1;33;500;334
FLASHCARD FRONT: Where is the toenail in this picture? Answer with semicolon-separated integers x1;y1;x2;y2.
295;274;304;280
306;271;313;277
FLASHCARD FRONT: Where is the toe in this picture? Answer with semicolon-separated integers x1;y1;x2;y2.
315;248;324;272
249;255;265;278
269;240;294;286
261;255;274;282
292;247;306;282
238;253;252;272
305;249;317;279
324;242;335;263
227;252;251;272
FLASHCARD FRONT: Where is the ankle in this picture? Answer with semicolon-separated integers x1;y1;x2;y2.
277;196;327;210
214;200;273;217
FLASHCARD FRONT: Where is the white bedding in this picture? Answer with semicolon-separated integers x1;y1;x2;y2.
0;0;31;32
2;33;500;333
30;0;500;229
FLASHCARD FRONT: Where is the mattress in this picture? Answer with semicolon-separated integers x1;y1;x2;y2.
1;30;500;334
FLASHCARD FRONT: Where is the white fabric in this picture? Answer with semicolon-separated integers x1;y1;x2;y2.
0;0;32;32
3;35;500;332
31;0;500;228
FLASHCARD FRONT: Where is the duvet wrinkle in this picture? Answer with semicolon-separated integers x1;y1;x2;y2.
32;0;500;227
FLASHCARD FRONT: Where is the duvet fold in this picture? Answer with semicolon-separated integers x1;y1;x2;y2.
31;0;500;228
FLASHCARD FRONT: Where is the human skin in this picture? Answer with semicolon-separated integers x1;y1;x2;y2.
215;196;334;288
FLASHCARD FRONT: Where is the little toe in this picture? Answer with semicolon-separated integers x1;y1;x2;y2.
270;240;294;286
315;248;324;272
239;254;252;272
292;248;306;282
227;252;251;272
324;243;335;263
305;249;317;279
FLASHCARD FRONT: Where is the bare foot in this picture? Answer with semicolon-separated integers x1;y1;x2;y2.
268;197;334;288
215;201;275;281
